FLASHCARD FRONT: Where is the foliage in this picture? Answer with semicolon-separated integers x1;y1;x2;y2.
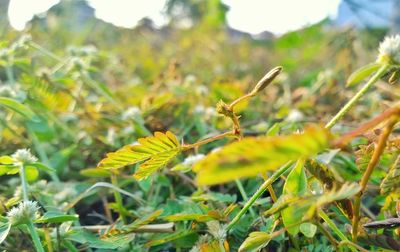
0;1;399;251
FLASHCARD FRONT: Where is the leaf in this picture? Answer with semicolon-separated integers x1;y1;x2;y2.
238;232;271;252
98;131;181;180
300;222;317;238
363;218;400;229
103;209;163;237
194;125;330;185
80;168;112;178
26;162;55;173
25;166;39;182
67;230;134;249
355;143;374;172
0;156;13;165
0;97;36;121
163;213;214;222
381;154;400;194
145;230;194;247
347;62;382;87
0;222;11;244
36;211;79;223
282;159;307;235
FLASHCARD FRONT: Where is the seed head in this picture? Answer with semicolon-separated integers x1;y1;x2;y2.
7;201;40;225
251;66;282;94
11;149;38;164
377;35;400;65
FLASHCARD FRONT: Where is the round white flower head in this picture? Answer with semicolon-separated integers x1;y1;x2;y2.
121;106;141;120
7;200;40;225
183;154;205;167
377;35;400;65
11;149;38;164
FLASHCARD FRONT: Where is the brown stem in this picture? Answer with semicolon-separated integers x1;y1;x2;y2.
183;131;235;150
334;106;400;148
352;117;398;241
228;93;255;110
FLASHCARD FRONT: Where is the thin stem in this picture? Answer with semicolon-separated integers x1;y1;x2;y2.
110;173;127;224
29;41;64;62
26;221;45;252
226;161;294;231
315;221;338;247
183;131;234;150
228;93;255;110
352;117;397;241
19;164;29;202
318;210;357;252
235;179;256;217
325;64;389;129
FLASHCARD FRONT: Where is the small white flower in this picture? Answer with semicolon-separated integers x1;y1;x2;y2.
182;154;205;167
121;106;141;120
377;35;400;64
7;201;40;225
11;149;38;164
0;85;17;98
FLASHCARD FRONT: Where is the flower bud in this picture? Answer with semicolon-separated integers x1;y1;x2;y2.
251;66;282;94
7;201;40;225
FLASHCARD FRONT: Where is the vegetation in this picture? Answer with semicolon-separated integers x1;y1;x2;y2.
0;1;399;251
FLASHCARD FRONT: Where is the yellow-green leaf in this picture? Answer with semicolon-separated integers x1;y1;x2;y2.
0;97;36;121
282;159;307;235
239;232;271;252
194;125;330;185
97;131;181;180
80;168;112;178
347;62;382;87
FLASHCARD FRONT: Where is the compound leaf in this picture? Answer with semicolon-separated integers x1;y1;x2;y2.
98;131;181;180
194;125;330;185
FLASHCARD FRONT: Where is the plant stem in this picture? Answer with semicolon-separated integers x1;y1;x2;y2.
19;164;29;202
26;221;45;252
352;117;397;241
29;41;64;62
183;131;234;150
110;173;127;224
235;179;256;217
318;210;357;252
226;161;294;231
325;64;389;129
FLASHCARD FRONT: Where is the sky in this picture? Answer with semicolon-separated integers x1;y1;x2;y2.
8;0;342;35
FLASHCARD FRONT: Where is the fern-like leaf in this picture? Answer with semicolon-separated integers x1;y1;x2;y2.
381;154;400;194
98;131;181;180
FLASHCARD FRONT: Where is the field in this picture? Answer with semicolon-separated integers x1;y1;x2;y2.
0;1;399;251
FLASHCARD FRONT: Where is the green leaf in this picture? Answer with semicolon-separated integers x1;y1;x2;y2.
103;209;163;237
98;131;182;180
36;211;79;223
381;154;400;194
300;222;317;238
67;230;134;249
163;213;214;222
194;125;330;185
282;159;307;235
25;166;39;182
0;97;36;120
27;162;55;173
347;62;382;87
238;232;271;252
80;168;111;178
0;156;13;165
0;222;11;244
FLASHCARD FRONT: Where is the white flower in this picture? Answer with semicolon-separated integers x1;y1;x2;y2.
377;35;400;64
11;149;38;164
7;201;40;225
121;106;141;120
0;85;17;98
182;154;205;167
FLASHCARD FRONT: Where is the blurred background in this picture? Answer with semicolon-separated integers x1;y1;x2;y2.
0;0;398;175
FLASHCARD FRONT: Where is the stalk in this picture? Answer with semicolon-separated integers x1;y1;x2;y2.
226;161;294;231
110;173;127;224
26;221;45;252
325;64;389;129
19;164;29;202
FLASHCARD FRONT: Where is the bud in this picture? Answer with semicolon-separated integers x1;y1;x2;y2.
216;100;233;117
251;66;282;94
7;201;40;225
